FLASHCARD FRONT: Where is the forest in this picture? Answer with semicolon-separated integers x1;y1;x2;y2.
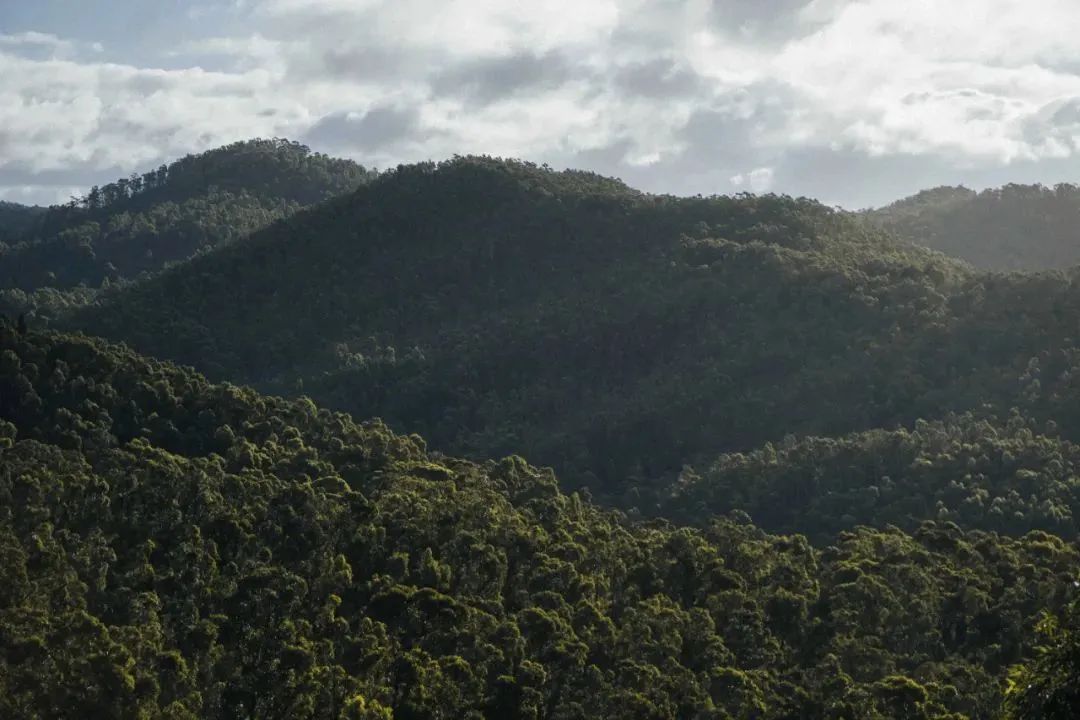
1;324;1078;719
0;139;375;324
2;141;1080;718
867;183;1080;271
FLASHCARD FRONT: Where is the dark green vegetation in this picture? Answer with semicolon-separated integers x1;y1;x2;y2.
72;156;979;496
2;326;1079;719
0;139;374;323
6;144;1080;716
0;201;46;243
1002;595;1080;720
68;158;1080;515
868;184;1080;271
663;413;1080;542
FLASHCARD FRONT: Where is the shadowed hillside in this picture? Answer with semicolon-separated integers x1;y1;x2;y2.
1;325;1077;718
868;183;1080;271
0;139;375;323
0;201;45;243
70;156;986;494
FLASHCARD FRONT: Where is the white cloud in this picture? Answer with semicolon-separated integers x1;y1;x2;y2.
0;31;102;60
771;0;1080;163
0;51;294;177
730;167;775;192
260;0;620;56
8;0;1080;207
0;31;70;50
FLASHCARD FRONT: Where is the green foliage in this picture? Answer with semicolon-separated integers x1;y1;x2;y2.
0;200;45;243
1;327;1077;718
1003;599;1080;720
9;148;1080;716
58;156;1080;522
0;139;374;323
663;413;1080;540
868;183;1080;271
68;155;985;496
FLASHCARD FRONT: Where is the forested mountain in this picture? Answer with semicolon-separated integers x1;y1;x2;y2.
867;184;1080;271
69;155;981;497
61;156;1080;511
0;201;45;243
662;412;1080;541
7;147;1080;715
0;139;375;323
1;324;1077;719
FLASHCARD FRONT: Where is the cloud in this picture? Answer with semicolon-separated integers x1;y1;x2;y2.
707;0;822;43
0;50;297;198
432;51;580;106
613;57;705;99
258;0;620;56
730;167;775;192
9;0;1080;207
0;31;102;60
304;106;423;153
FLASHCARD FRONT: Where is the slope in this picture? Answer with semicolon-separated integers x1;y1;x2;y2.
867;183;1080;271
0;201;46;243
72;155;982;494
0;139;374;323
1;324;1077;718
663;412;1080;542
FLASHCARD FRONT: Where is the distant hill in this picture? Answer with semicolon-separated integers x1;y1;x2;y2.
7;144;1080;716
0;201;45;243
67;155;1005;496
0;139;375;322
2;325;1076;718
663;412;1080;541
867;183;1080;271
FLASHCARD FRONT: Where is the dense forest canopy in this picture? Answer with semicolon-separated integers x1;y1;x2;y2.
661;413;1080;541
0;201;46;243
0;139;375;323
68;155;981;497
59;155;1080;515
867;183;1080;271
4;141;1080;715
0;326;1077;719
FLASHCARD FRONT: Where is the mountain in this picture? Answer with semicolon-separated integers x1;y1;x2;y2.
867;183;1080;271
65;157;1080;510
70;155;990;497
0;139;375;323
1;325;1077;718
662;412;1080;542
0;201;46;243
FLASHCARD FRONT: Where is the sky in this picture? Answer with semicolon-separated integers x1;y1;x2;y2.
5;0;1080;208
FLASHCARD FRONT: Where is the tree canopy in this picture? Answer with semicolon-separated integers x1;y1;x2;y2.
0;201;46;244
0;139;375;324
867;183;1080;271
5;143;1080;717
1;326;1078;718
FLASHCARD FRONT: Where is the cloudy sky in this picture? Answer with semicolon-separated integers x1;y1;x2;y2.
4;0;1080;208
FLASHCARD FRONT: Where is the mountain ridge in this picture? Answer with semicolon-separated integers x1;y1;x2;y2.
66;154;972;494
867;182;1080;271
0;139;375;324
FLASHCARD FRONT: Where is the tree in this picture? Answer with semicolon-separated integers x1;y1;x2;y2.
1004;600;1080;720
